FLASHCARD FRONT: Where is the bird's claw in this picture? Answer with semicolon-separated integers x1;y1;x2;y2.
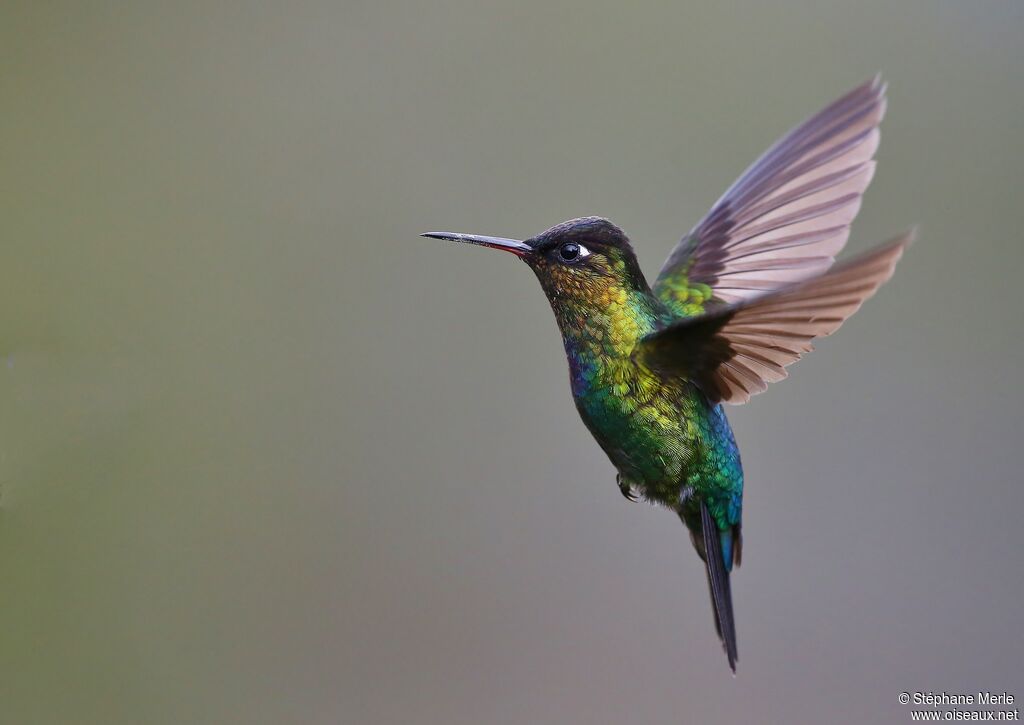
617;475;639;503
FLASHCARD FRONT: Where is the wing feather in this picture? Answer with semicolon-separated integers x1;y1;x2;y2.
655;77;887;312
638;231;913;404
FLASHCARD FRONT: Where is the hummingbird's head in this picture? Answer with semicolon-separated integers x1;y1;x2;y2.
421;217;651;312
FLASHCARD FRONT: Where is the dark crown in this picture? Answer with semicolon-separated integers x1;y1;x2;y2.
528;217;633;252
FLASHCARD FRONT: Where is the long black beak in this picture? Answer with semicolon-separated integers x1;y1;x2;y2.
420;231;532;258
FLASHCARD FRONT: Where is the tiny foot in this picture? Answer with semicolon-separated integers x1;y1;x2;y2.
617;475;639;503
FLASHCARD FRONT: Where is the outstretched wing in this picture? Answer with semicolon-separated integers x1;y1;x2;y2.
637;231;912;405
654;77;887;316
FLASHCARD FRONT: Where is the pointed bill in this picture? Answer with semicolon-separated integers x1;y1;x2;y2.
421;231;532;257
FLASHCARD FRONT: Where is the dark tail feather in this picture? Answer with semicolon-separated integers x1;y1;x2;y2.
701;501;738;672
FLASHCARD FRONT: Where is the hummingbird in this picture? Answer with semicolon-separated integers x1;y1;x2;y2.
422;77;910;672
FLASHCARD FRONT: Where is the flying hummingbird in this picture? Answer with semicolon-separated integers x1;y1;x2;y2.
422;77;910;672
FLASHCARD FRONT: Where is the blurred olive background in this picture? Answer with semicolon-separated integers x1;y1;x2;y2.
2;2;1022;723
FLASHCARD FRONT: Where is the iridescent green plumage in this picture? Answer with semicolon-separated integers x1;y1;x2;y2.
525;218;742;526
423;77;912;673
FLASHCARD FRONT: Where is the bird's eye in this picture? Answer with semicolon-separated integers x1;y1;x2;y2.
558;242;590;262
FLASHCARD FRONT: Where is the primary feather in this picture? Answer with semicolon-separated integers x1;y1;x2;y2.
655;76;887;312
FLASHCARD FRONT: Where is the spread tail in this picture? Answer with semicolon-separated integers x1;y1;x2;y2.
700;501;738;672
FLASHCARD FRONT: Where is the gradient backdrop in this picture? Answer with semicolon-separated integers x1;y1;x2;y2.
2;2;1022;723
